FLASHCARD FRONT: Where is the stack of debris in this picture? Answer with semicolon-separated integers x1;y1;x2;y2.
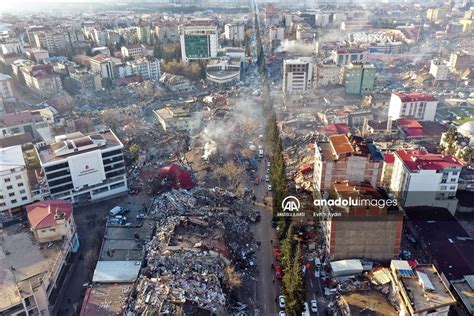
127;187;258;314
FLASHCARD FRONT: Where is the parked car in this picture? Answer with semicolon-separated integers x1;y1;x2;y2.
310;300;318;313
278;295;286;308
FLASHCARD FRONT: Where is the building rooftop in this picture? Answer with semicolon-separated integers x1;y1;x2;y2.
342;291;398;316
79;283;132;316
26;200;73;230
320;134;384;162
393;92;437;103
0;111;33;127
391;260;457;313
451;276;474;314
0;145;25;172
395;150;463;172
405;207;474;280
0;232;63;311
332;180;383;200
37;130;122;164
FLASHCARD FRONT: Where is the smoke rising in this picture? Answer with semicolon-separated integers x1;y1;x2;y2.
276;39;317;55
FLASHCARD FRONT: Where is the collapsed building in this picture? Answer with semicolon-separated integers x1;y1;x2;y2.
127;188;259;315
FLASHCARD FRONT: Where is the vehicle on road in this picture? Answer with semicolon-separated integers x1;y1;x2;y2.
268;184;272;191
310;300;318;313
275;265;283;279
278;295;285;308
279;311;286;316
136;214;145;219
109;206;124;216
303;302;310;316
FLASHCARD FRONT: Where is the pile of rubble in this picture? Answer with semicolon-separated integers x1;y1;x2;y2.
128;187;259;314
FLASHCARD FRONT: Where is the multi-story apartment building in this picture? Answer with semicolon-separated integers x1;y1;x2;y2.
0;200;79;316
314;134;384;191
0;145;35;218
388;92;438;121
224;22;245;42
0;35;24;55
33;30;70;56
36;130;128;205
127;56;161;81
89;54;115;80
121;44;147;60
137;26;152;45
331;47;369;66
430;58;449;81
448;50;471;74
315;60;340;88
92;28;107;46
282;57;313;96
319;180;402;261
390;150;463;214
342;62;376;95
21;64;63;98
154;22;180;42
389;260;457;316
69;68;97;95
0;73;16;102
180;24;218;63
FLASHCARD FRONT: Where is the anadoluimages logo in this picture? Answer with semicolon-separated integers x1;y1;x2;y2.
282;196;300;212
278;196;304;217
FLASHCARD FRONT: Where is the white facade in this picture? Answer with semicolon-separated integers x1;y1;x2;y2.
224;23;245;42
283;57;313;95
128;57;161;80
36;130;128;205
0;73;15;101
0;146;34;217
332;48;369;65
93;29;107;46
315;62;341;87
429;59;449;81
390;150;462;215
388;92;438;121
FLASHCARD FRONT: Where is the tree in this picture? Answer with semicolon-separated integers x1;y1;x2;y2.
129;144;141;161
223;265;242;290
284;242;305;316
440;127;458;155
280;226;294;270
214;161;245;191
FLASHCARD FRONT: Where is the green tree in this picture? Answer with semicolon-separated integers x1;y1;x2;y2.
284;242;305;316
280;226;294;270
129;144;141;161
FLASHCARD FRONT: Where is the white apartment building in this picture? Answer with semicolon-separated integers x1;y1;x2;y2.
315;61;341;88
93;28;107;46
390;150;463;214
331;47;369;65
33;30;69;55
429;59;449;81
89;55;114;80
21;64;63;98
127;56;161;81
36;130;128;205
0;73;16;102
224;22;245;42
121;44;146;59
0;146;34;218
282;57;313;95
180;24;218;63
388;92;438;121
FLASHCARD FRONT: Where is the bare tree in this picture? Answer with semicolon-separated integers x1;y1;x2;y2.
214;161;245;191
223;265;242;290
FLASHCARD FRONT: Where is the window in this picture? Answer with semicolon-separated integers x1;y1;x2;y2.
4;178;10;183
440;185;447;190
49;228;56;232
18;183;24;187
452;171;458;176
441;179;447;183
15;175;22;180
450;178;456;182
22;196;28;201
8;192;15;197
11;199;17;204
6;185;12;190
19;189;26;194
449;186;456;190
0;202;5;207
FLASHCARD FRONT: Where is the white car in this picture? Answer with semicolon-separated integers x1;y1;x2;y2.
268;185;272;191
310;300;318;313
278;295;285;308
279;312;286;316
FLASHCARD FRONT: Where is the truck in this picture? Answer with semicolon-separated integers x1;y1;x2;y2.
109;206;124;216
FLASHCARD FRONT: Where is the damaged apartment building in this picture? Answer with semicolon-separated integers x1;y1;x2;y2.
125;188;259;315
